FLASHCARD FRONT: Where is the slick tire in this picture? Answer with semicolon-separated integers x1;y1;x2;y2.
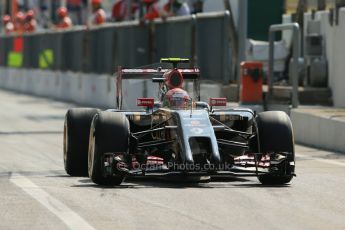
88;111;130;186
64;108;100;176
255;111;295;185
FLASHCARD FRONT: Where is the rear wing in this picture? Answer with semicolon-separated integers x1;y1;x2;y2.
115;67;201;109
117;68;200;80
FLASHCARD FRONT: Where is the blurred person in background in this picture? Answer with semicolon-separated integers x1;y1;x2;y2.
143;0;161;20
55;7;73;29
38;0;51;29
187;0;203;14
164;0;190;17
89;0;106;26
67;0;83;25
14;11;26;34
24;10;37;32
2;15;15;34
112;0;127;21
112;0;140;22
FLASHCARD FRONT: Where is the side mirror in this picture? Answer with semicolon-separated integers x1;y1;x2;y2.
137;98;154;108
195;101;210;111
209;98;227;107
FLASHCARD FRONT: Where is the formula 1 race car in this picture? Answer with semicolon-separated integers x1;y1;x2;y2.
63;58;295;186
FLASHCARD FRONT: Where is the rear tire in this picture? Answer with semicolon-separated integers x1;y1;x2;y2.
64;108;99;176
255;111;295;185
88;112;130;186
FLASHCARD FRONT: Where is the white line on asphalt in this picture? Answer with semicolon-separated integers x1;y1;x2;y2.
10;173;95;230
297;154;345;167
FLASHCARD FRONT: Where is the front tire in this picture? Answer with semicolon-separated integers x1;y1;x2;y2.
88;112;130;186
255;111;295;185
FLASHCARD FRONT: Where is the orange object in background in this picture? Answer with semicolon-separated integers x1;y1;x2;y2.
11;0;18;20
240;61;263;104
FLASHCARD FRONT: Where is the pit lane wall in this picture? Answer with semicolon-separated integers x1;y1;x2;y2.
0;12;232;84
291;108;345;153
0;67;224;109
0;68;113;108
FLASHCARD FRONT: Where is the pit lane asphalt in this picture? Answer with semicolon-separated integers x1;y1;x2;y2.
0;89;345;230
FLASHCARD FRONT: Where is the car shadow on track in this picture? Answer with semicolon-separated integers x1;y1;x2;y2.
70;176;290;189
46;174;74;178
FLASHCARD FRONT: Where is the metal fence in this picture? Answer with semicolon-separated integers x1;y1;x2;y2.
0;11;233;83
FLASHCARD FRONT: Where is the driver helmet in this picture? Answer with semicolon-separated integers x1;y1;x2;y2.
163;88;190;109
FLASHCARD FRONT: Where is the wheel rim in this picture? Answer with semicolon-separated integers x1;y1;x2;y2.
63;121;68;166
88;125;96;177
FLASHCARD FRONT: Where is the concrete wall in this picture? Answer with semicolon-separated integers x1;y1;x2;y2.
0;68;115;108
291;108;345;153
0;68;223;109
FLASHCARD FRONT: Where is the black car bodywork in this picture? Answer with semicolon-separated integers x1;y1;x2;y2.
64;59;296;186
